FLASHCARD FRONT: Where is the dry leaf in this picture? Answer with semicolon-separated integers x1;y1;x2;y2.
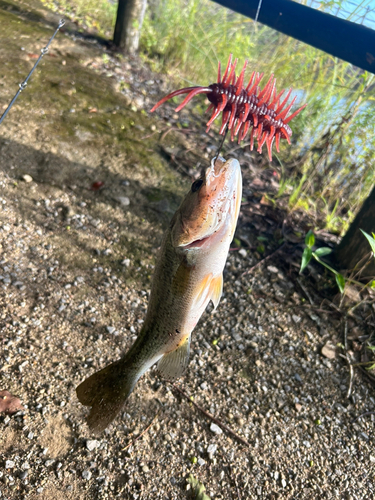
0;390;24;415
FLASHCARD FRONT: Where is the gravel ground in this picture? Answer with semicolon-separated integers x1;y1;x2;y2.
1;1;375;499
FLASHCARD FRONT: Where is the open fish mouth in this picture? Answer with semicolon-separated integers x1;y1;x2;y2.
181;234;211;249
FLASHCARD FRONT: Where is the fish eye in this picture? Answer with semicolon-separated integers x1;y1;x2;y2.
191;179;203;193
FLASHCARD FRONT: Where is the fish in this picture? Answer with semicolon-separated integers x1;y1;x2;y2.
76;156;242;433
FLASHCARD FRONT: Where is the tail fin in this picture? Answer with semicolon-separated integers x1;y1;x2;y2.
76;359;137;434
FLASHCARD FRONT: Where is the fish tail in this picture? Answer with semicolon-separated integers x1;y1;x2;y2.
76;359;138;434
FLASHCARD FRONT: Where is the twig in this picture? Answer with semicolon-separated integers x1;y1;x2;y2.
339;354;354;399
140;126;169;140
0;19;65;125
160;126;193;142
241;243;286;277
296;278;314;305
351;411;375;423
122;412;159;451
170;383;251;448
344;314;348;351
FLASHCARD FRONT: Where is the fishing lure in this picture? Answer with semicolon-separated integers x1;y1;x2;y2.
150;54;306;161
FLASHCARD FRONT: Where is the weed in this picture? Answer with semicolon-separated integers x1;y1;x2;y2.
41;0;375;230
300;229;375;295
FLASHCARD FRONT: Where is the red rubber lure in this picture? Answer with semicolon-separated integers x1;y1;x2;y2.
151;54;307;161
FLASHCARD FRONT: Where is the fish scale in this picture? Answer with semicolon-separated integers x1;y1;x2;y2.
76;156;242;433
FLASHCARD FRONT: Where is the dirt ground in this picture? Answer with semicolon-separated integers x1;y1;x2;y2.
1;1;375;499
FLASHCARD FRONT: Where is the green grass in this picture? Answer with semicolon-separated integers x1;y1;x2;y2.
42;0;375;235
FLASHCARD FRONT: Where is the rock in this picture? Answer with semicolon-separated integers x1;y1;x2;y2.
207;444;217;458
86;439;100;451
5;460;15;468
210;423;223;435
106;326;116;334
121;258;131;267
116;196;130;206
21;174;33;183
321;341;336;359
19;470;28;480
197;458;206;466
238;248;247;258
82;470;92;480
267;265;279;273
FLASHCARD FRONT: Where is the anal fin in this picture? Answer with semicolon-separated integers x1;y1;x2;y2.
157;335;191;379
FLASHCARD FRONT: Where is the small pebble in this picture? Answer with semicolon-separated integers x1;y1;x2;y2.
22;174;33;183
210;423;223;435
267;265;279;273
19;470;28;480
207;444;217;458
117;196;130;206
82;470;92;480
86;440;100;451
5;460;15;469
321;342;336;359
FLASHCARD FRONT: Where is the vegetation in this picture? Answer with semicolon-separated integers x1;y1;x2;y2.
300;229;375;295
42;0;375;235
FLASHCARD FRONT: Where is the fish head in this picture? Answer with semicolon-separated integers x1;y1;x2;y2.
171;156;242;249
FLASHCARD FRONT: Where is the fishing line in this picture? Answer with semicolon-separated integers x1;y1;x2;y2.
216;125;229;159
0;19;65;126
254;0;263;24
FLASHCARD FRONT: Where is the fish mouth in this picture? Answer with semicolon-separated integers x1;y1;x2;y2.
181;234;212;250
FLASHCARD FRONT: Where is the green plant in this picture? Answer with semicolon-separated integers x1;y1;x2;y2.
300;229;375;294
41;0;375;234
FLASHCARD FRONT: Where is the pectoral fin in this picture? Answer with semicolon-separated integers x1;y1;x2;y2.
157;335;191;379
193;273;223;311
208;273;223;310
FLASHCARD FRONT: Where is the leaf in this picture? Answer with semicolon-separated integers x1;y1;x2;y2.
300;247;313;273
305;230;315;248
313;247;332;257
360;229;375;255
365;363;375;371
335;273;346;293
90;181;104;191
370;280;375;289
187;475;211;500
0;390;24;415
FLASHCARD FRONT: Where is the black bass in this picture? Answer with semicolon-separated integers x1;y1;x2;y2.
76;156;242;433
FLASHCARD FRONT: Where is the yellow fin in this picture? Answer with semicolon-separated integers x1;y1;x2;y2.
208;274;223;310
157;336;191;379
192;273;213;310
192;273;223;311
